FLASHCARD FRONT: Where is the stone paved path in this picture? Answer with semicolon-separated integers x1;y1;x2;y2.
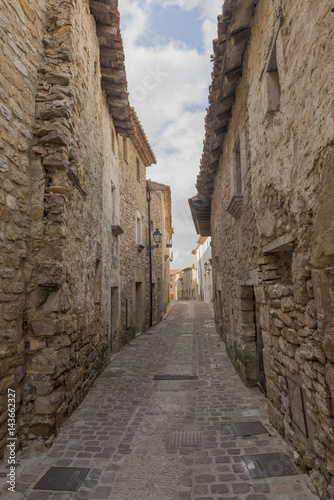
0;301;318;499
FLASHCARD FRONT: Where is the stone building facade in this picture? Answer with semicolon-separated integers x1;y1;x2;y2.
0;0;172;458
118;112;156;343
170;269;182;300
191;236;213;303
147;181;173;324
182;266;197;301
190;0;334;498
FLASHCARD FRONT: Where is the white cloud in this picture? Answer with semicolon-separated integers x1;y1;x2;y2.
120;0;220;268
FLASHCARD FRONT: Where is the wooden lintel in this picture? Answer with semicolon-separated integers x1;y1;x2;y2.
109;109;129;121
220;95;234;108
225;67;242;83
101;67;125;80
216;111;231;123
96;25;117;37
214;126;227;139
90;1;111;16
231;28;251;46
106;97;129;108
100;47;117;60
113;119;132;130
210;147;221;160
207;160;219;173
101;80;124;92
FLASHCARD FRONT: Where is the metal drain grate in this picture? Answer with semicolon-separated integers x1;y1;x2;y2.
153;375;198;380
243;453;298;479
169;431;202;447
231;421;268;436
34;467;89;491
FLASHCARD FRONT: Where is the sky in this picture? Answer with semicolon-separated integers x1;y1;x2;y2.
120;0;222;269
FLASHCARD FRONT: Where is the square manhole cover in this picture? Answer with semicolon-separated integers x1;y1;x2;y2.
34;467;89;491
243;453;298;478
153;375;198;380
169;431;202;447
231;421;268;436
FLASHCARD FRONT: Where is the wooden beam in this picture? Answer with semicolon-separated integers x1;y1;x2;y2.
225;67;242;83
101;81;125;92
210;146;221;161
90;1;111;16
231;28;251;46
109;107;130;120
100;47;117;60
106;97;129;108
101;67;125;80
96;25;117;37
219;95;234;109
213;126;227;139
216;111;231;123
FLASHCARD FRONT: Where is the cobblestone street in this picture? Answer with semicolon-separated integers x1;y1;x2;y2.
0;301;318;500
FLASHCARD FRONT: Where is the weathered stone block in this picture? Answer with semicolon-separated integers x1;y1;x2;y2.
282;327;299;345
55;348;70;376
66;367;82;391
32;380;55;396
281;296;295;312
35;388;65;415
235;285;253;299
0;374;15;393
49;334;71;349
27;352;57;375
300;344;326;364
29;418;55;437
29;338;46;350
45;72;70;86
267;283;291;299
3;304;20;320
29;319;55;337
36;262;63;288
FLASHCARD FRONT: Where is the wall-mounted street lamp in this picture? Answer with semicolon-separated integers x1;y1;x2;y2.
151;229;162;248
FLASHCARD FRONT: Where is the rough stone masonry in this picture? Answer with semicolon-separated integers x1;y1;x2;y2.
189;0;334;498
0;0;172;458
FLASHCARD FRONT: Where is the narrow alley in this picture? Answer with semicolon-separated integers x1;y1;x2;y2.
0;301;318;500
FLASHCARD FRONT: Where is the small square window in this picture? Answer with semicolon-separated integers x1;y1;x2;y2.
136;158;140;181
111;129;115;154
136;211;142;245
123;137;128;160
262;17;282;114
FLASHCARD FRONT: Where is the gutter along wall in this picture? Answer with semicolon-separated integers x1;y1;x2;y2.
190;0;334;497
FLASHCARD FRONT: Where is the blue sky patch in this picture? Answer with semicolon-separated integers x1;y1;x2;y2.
141;4;203;50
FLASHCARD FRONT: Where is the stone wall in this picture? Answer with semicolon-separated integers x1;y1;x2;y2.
0;0;123;455
247;2;334;497
199;0;334;497
119;138;150;342
0;0;48;457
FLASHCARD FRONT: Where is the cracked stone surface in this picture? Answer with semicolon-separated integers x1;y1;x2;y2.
0;301;319;499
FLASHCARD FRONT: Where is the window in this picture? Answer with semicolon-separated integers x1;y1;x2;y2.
136;158;140;181
94;258;102;303
234;137;242;195
226;135;243;219
112;129;115;154
262;17;282;113
110;182;115;212
123;137;128;161
135;211;142;245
